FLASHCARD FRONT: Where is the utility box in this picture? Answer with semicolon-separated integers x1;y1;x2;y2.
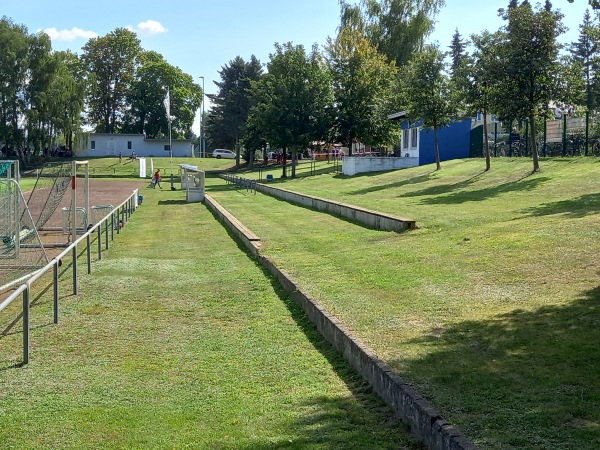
182;167;205;203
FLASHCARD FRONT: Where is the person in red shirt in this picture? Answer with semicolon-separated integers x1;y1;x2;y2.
153;169;162;189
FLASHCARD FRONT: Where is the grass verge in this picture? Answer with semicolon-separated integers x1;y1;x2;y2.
0;186;421;449
207;157;600;449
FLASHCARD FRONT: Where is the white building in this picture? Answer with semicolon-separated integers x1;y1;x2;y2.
76;133;194;158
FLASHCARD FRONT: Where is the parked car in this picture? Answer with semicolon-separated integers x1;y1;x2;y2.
212;149;236;159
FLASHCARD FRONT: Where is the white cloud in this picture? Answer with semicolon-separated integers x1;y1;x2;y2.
127;20;167;36
42;27;98;42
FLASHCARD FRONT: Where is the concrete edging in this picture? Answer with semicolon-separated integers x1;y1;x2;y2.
204;195;477;450
222;175;416;232
204;194;261;256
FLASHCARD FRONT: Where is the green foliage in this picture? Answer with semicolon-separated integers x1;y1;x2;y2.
0;18;34;149
339;0;444;68
494;1;566;170
402;45;454;169
124;51;202;139
567;0;600;9
81;28;142;133
569;8;600;109
205;55;263;156
248;43;333;177
447;28;468;76
326;27;399;152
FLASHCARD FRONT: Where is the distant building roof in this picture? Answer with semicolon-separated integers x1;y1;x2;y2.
388;111;408;120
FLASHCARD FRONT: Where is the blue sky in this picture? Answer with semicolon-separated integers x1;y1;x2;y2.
2;0;593;135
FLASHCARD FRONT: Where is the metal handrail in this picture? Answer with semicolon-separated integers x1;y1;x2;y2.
0;189;139;365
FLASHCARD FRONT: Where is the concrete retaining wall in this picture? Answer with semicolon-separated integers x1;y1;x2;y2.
204;194;261;256
204;194;477;450
225;177;416;232
342;156;419;176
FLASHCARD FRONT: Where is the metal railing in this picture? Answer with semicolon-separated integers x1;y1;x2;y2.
0;189;139;365
222;173;257;194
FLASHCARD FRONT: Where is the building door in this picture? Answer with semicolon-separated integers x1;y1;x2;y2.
107;140;116;156
470;125;483;157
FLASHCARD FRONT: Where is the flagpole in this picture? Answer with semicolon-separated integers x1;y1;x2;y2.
164;87;174;190
169;110;173;190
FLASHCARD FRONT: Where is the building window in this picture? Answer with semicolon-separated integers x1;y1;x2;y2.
164;144;171;151
91;140;95;150
411;128;418;148
127;141;132;150
403;130;409;149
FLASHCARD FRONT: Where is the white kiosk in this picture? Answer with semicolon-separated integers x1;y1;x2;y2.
178;164;198;190
180;166;205;203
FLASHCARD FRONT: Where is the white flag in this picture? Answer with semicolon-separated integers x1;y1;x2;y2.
163;89;171;121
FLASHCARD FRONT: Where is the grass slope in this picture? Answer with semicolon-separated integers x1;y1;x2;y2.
0;187;420;449
207;157;600;449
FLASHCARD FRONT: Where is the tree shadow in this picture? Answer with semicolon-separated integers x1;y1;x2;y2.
348;174;433;195
416;176;549;205
393;285;600;448
251;265;424;449
519;193;600;218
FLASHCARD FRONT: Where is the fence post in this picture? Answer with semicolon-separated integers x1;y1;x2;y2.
72;245;78;295
105;219;109;250
53;261;59;324
22;288;30;365
86;233;92;274
97;225;102;260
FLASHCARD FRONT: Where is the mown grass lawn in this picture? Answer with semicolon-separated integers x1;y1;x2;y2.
0;185;420;449
207;157;600;449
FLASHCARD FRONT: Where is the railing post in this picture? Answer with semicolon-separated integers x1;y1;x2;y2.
72;245;78;295
117;207;121;235
97;224;102;260
23;288;30;365
105;218;109;249
53;261;59;324
86;234;92;274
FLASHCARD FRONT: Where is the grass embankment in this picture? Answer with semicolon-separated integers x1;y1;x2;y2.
0;187;420;449
207;157;600;449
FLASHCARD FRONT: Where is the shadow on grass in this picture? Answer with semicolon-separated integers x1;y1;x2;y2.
255;264;423;449
158;199;188;205
393;285;600;448
416;176;549;205
520;193;600;218
348;173;433;195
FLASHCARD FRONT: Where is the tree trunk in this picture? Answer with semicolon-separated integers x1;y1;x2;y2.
530;110;539;172
282;147;287;178
291;148;297;178
483;107;491;172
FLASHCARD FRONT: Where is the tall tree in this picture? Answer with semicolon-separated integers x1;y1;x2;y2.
498;1;565;171
462;31;504;171
0;17;29;150
448;28;468;77
569;9;600;111
205;55;263;166
47;50;86;152
24;31;57;154
326;27;398;155
124;51;202;139
82;28;141;133
567;0;600;9
402;45;454;171
248;43;333;178
339;0;444;68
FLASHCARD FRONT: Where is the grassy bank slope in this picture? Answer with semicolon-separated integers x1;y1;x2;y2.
208;157;600;449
